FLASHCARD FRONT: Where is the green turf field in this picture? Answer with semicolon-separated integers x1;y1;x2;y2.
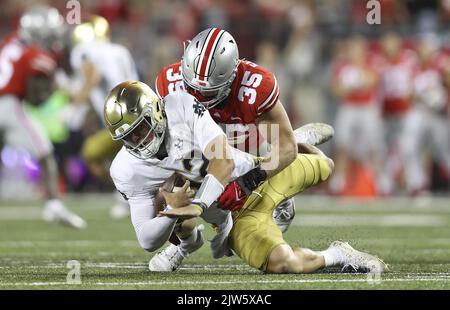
1;194;450;289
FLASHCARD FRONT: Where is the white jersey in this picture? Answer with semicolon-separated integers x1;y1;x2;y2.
71;41;138;118
110;91;256;232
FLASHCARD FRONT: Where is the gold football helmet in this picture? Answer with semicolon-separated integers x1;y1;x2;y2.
72;15;110;45
104;81;166;159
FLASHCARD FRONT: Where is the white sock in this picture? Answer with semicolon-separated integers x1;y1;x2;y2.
319;248;344;267
178;226;199;257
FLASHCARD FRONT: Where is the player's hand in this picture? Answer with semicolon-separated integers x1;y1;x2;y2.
217;180;247;212
158;180;195;209
238;167;267;194
158;204;202;220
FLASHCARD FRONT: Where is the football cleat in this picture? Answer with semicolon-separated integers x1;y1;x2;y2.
149;244;185;272
294;123;334;146
110;202;130;220
42;200;87;229
272;198;296;233
341;263;369;273
329;241;388;274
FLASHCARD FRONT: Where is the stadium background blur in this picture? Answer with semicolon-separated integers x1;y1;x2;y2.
0;0;449;200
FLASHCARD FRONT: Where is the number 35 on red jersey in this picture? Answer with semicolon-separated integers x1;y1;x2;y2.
155;60;280;125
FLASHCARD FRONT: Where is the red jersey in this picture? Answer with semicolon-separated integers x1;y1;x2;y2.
155;59;280;125
414;51;450;113
378;49;418;115
0;33;56;99
332;60;378;106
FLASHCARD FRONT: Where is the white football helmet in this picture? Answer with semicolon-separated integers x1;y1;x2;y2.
181;28;239;109
18;5;65;51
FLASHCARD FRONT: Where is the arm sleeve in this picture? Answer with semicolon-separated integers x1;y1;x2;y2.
256;72;280;116
128;194;178;252
110;159;177;252
155;70;167;99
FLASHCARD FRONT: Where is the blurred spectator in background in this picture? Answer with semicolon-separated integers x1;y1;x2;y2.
401;33;450;195
0;0;449;198
329;36;382;196
281;0;324;128
377;32;418;194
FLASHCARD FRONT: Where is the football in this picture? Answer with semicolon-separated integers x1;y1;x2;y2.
153;173;188;212
153;173;188;246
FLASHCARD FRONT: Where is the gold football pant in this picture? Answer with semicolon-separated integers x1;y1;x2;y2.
229;154;332;270
81;128;122;162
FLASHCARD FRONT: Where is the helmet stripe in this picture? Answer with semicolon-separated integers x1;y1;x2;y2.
195;28;214;79
197;28;223;81
204;29;225;80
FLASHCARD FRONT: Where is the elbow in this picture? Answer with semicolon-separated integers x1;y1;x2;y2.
285;136;298;164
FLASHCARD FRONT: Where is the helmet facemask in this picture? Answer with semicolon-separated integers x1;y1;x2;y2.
183;70;236;109
112;107;166;160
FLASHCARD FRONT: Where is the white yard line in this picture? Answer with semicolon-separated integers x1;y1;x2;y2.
294;214;447;227
0;210;448;227
1;277;450;287
0;240;137;247
3;237;450;248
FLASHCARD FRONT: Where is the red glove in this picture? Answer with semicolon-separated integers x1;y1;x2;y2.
217;180;247;212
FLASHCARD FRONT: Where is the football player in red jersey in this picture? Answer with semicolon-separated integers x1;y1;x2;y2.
0;6;86;229
155;28;333;233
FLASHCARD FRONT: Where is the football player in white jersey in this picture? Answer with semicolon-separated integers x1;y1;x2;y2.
59;16;138;218
105;81;260;271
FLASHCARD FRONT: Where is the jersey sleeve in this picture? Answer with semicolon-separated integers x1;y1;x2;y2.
155;63;183;99
254;66;280;116
70;44;89;71
110;149;179;251
155;69;169;99
176;91;257;178
109;149;158;204
176;91;227;153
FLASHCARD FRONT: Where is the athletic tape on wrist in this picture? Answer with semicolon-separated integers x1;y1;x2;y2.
193;174;224;211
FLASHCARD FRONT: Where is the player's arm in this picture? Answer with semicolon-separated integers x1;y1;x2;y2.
158;135;238;220
256;100;297;178
72;60;101;104
215;101;297;211
110;159;194;252
159;94;257;219
114;183;194;252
